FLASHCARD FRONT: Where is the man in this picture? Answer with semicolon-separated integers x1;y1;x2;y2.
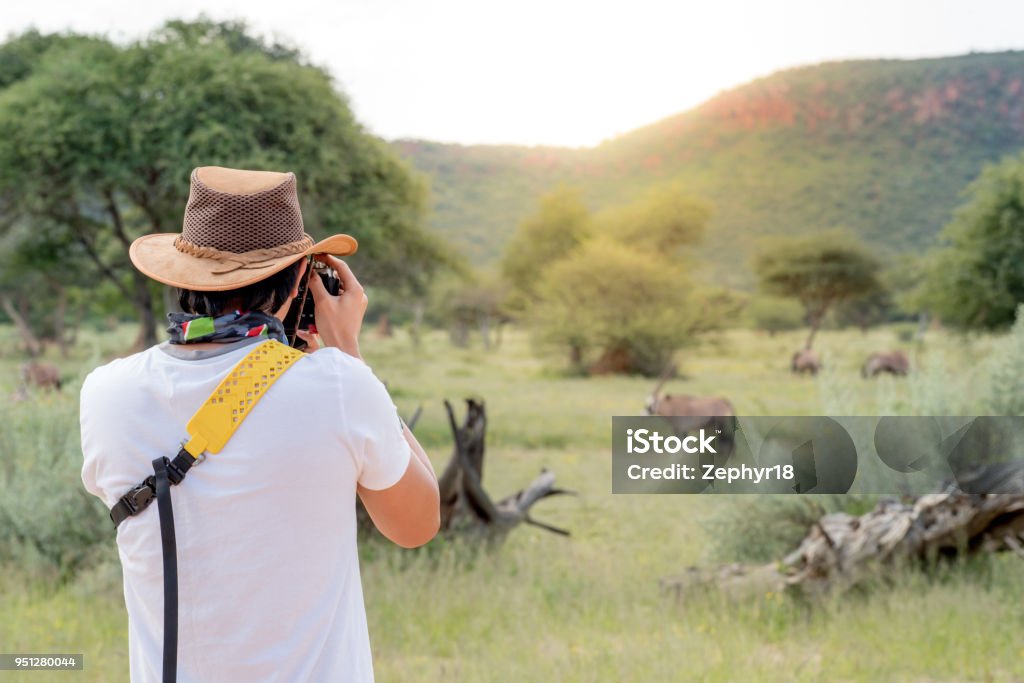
80;166;440;682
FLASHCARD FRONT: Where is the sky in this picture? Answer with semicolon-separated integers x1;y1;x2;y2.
4;0;1024;147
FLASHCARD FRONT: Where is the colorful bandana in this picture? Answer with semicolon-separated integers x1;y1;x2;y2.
167;310;288;345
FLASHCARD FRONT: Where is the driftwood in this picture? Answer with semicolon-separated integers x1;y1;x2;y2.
357;399;572;542
663;463;1024;599
439;398;574;539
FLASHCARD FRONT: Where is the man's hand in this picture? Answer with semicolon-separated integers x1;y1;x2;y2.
305;255;367;359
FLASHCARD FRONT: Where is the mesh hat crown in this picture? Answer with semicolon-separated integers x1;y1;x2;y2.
180;167;306;252
129;166;357;291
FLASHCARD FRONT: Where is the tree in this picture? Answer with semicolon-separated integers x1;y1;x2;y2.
917;153;1024;330
745;296;805;336
592;182;710;256
428;271;508;349
754;230;881;349
500;186;590;311
834;287;893;332
507;183;716;375
0;219;90;356
0;21;445;349
530;235;709;375
0;29;97;89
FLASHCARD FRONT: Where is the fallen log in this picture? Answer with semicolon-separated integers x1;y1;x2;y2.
662;464;1024;599
439;398;574;539
357;398;573;542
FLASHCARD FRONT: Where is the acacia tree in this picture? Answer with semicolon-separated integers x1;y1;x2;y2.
532;236;710;375
429;271;508;349
592;181;710;255
754;230;881;350
0;21;445;349
746;296;805;336
523;186;716;375
834;287;893;332
0;219;92;356
500;186;591;313
918;153;1024;330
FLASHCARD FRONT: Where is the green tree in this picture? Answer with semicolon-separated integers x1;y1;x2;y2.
918;153;1024;330
0;29;97;88
511;183;716;375
593;182;709;255
0;220;90;356
531;236;709;375
500;186;590;311
834;287;893;332
428;270;508;349
754;230;881;349
0;21;444;349
745;296;805;336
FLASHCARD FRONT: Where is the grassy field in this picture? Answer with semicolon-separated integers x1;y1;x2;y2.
1;323;1022;682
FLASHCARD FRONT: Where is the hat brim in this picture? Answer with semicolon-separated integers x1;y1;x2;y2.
129;233;358;292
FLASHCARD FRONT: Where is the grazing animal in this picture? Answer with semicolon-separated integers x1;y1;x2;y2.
862;351;909;378
791;348;821;375
645;372;735;434
20;362;62;391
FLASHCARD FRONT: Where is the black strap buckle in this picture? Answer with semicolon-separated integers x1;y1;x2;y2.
166;449;199;485
124;481;156;514
110;478;157;527
110;449;199;527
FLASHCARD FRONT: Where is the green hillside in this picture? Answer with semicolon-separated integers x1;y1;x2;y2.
392;51;1024;286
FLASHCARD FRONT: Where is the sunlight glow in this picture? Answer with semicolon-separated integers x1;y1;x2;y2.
3;0;1023;146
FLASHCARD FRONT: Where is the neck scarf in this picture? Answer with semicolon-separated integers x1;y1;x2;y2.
167;310;288;345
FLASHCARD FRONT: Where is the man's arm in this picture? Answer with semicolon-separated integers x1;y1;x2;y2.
357;424;439;548
303;254;440;548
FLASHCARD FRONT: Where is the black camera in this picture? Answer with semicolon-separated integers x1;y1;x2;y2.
282;260;341;350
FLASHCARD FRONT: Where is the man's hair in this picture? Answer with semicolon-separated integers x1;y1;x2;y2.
177;261;304;316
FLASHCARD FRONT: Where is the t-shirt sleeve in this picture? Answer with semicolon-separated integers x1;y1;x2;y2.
80;370;106;503
338;355;412;491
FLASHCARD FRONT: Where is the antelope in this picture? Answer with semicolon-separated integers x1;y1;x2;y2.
862;351;909;378
644;368;735;434
791;348;821;375
21;361;62;391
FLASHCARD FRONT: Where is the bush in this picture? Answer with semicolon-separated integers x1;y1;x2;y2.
701;495;877;563
0;398;110;579
530;236;712;376
985;304;1024;415
745;296;804;335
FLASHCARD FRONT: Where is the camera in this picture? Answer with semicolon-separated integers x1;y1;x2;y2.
282;259;341;350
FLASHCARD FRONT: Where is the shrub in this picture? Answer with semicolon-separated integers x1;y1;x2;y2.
701;495;878;563
0;398;110;580
985;304;1024;415
745;296;804;335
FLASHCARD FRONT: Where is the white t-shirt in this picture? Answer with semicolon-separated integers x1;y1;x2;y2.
80;338;411;683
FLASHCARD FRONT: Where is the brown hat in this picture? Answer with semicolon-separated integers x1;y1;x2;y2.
129;166;357;291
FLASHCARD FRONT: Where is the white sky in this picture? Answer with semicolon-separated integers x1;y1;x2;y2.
4;1;1023;147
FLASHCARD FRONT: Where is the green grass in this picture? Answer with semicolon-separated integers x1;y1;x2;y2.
1;324;1021;681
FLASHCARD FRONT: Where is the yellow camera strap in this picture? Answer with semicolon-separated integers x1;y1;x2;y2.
182;339;305;457
109;339;305;527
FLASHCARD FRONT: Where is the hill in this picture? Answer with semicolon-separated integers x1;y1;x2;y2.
392;51;1024;286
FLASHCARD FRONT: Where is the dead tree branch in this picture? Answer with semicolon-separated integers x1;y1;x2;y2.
662;464;1024;599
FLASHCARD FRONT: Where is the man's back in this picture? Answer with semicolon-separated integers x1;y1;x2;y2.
81;338;411;682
